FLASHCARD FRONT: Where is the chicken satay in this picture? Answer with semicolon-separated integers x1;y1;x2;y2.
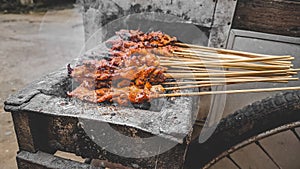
67;83;97;103
68;30;179;106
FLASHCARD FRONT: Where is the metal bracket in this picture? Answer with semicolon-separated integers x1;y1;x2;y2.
208;0;238;48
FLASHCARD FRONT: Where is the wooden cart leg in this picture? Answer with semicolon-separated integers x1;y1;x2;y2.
12;111;56;153
12;112;38;152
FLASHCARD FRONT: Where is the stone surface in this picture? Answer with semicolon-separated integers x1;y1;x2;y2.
5;67;197;143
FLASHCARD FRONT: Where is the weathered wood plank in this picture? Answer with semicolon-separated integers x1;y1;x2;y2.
16;151;91;169
12;111;56;153
260;130;300;169
230;143;278;169
232;0;300;37
12;112;37;152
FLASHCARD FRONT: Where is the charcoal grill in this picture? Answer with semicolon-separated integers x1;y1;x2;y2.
5;0;300;168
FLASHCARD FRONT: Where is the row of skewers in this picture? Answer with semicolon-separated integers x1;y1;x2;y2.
67;30;300;106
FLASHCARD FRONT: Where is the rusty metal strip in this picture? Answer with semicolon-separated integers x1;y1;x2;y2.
208;0;238;48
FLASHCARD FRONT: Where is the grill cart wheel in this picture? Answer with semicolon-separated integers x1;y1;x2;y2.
185;90;300;169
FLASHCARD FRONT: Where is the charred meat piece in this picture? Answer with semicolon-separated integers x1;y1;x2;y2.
109;30;177;53
67;83;97;103
68;84;165;105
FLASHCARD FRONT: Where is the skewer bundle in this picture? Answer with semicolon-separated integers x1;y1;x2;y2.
68;30;300;105
158;42;298;90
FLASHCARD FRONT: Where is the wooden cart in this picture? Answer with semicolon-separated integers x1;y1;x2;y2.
4;0;300;168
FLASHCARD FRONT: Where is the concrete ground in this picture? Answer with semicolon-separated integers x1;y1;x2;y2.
0;8;85;168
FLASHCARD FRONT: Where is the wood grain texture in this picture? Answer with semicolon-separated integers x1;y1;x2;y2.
16;151;91;169
232;0;300;37
11;111;56;154
12;112;37;152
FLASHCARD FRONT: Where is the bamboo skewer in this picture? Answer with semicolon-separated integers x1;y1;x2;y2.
173;51;243;61
159;43;298;96
161;44;297;81
164;70;297;78
166;74;291;79
159;42;300;97
160;55;293;64
165;69;247;73
161;62;291;70
163;53;293;63
174;49;293;61
169;42;299;93
166;66;228;72
173;49;292;61
166;69;211;73
163;78;299;90
164;69;298;78
164;81;293;90
158;86;300;98
164;84;221;90
159;56;200;62
170;77;286;81
163;77;299;85
180;76;297;81
172;48;292;65
165;69;298;75
158;42;299;92
169;43;300;98
174;42;292;59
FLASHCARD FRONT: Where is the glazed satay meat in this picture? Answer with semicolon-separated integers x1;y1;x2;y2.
108;30;177;52
124;49;160;67
148;67;167;84
110;85;165;105
68;64;167;105
69;84;165;105
68;30;177;106
70;60;112;82
71;49;164;83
